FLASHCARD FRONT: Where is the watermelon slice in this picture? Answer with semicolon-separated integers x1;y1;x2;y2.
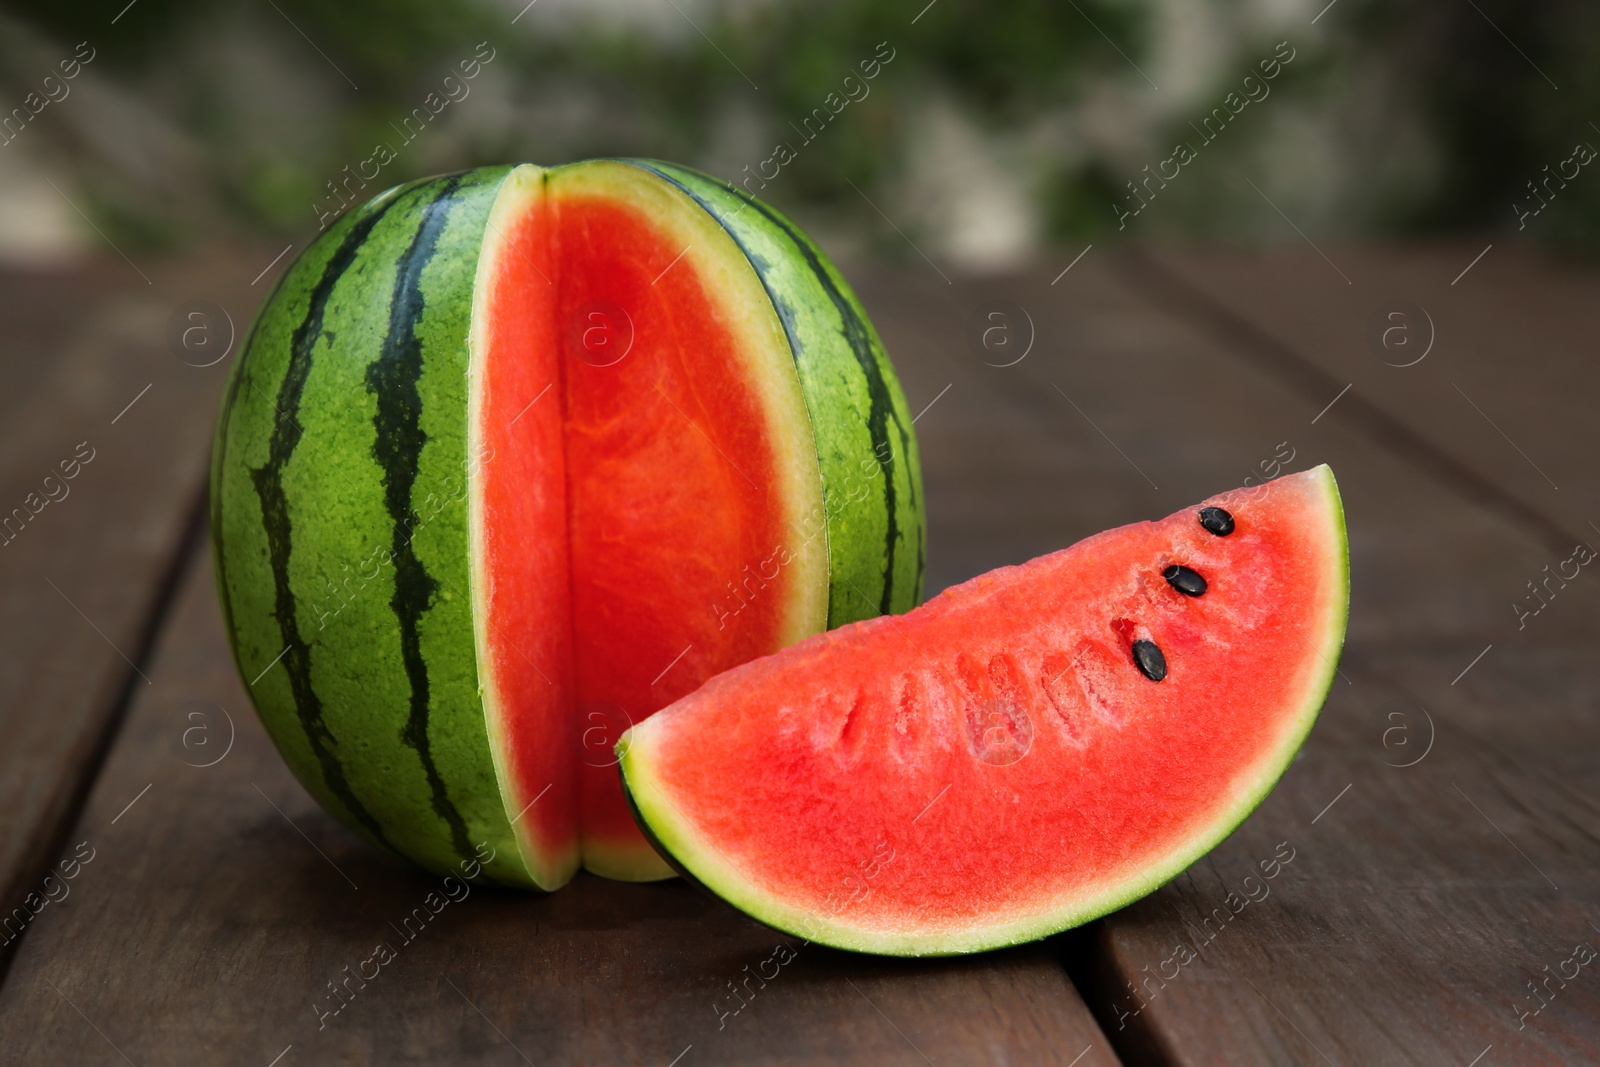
618;467;1348;955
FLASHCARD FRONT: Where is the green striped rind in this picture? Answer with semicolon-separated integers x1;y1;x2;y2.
210;168;533;887
619;468;1349;955
619;161;926;625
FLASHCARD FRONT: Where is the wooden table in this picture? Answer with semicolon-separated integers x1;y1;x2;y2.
2;240;1596;1065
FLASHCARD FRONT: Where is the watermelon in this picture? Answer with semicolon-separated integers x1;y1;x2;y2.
617;467;1348;955
210;161;924;888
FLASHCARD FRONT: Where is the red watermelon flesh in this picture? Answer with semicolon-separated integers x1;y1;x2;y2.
472;164;828;883
618;466;1348;954
559;191;815;876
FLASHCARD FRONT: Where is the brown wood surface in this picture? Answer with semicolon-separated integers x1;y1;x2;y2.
1059;245;1600;1065
0;255;259;978
0;539;1119;1066
3;242;1598;1064
1140;243;1598;555
858;246;1600;1063
1077;643;1600;1066
852;248;1572;648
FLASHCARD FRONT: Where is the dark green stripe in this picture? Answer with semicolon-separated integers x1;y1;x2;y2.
212;265;293;657
735;195;918;615
366;176;475;864
248;197;402;851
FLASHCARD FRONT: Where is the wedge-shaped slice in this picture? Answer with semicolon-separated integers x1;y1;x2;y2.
619;467;1348;955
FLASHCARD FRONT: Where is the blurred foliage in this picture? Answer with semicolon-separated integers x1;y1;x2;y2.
3;0;1600;259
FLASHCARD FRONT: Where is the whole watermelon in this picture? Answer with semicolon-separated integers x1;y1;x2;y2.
211;161;924;888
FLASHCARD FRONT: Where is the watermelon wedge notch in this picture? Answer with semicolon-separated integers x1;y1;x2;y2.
470;163;837;883
211;161;924;890
618;466;1348;955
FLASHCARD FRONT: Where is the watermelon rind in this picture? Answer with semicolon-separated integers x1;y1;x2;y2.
616;465;1349;955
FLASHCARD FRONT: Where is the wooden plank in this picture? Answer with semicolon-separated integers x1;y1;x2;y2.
850;254;1571;645
1136;243;1598;556
0;253;260;971
863;251;1600;1063
0;540;1120;1065
1021;246;1600;1064
1073;642;1600;1066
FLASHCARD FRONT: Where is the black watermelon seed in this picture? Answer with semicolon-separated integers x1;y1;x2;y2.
1163;564;1207;597
1198;506;1235;536
1131;639;1167;681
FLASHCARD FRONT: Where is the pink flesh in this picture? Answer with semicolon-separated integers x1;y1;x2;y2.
554;193;790;865
642;471;1341;927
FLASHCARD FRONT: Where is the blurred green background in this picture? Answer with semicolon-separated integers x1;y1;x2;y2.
1;0;1596;270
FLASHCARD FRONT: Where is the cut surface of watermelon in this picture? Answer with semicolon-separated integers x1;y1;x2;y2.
618;466;1348;954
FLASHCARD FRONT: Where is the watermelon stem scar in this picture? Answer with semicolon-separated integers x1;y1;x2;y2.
619;466;1349;955
212;161;925;888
